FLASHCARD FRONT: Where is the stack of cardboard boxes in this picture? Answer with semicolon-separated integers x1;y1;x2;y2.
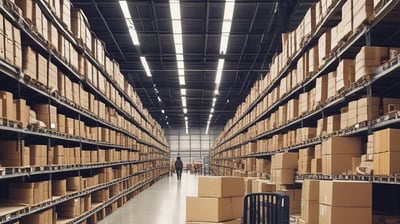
321;137;361;175
319;181;372;224
373;128;400;175
186;177;243;224
298;179;319;224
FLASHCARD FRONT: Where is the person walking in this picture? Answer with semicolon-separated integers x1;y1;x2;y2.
175;157;183;181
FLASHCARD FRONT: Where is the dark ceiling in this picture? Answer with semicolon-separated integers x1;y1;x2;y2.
70;0;317;130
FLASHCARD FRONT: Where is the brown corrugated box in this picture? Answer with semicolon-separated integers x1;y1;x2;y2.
0;91;15;120
14;99;30;128
29;145;47;166
319;204;372;224
52;179;67;196
58;198;81;218
336;59;355;93
326;114;340;134
0;140;29;166
319;180;372;207
373;128;400;153
186;197;243;222
32;104;57;130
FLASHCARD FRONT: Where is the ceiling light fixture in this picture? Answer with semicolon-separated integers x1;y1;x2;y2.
181;88;186;96
182;96;187;107
183;108;187;114
161;109;165;114
179;76;185;85
211;108;214;113
140;56;152;77
215;58;225;84
119;1;140;46
157;96;162;102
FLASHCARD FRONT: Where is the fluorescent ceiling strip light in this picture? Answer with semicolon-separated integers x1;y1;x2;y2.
209;114;213;119
219;34;229;55
181;88;186;95
175;44;183;54
119;1;140;46
157;96;162;102
179;76;185;85
174;34;183;44
169;0;181;20
184;116;188;121
140;57;152;77
182;96;187;107
183;108;187;114
161;109;165;114
215;59;225;84
211;108;214;113
176;54;184;61
172;20;182;34
177;60;184;69
178;68;184;76
224;1;235;20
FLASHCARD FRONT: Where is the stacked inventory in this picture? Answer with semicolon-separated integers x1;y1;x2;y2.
186;177;244;224
0;0;170;223
211;0;400;222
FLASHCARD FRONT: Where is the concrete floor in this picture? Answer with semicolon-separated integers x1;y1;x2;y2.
99;172;198;224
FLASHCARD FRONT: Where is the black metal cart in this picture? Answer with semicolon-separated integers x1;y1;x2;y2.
242;193;290;224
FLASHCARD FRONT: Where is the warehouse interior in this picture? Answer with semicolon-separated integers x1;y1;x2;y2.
0;0;400;223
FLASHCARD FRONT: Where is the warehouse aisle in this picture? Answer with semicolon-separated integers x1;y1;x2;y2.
99;172;198;224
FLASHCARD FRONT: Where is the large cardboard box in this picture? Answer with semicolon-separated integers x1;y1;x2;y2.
271;152;298;169
14;99;30;128
29;145;47;166
373;128;400;153
319;181;372;207
67;176;82;191
52;179;67;196
374;151;400;175
336;59;355;92
252;179;276;193
186;197;242;222
32;104;57;130
0;140;29;166
58;198;81;218
326;114;340;134
302;179;319;201
301;200;319;224
198;176;244;197
271;169;295;185
277;188;301;214
322;137;361;155
0;91;15;120
319;204;372;224
186;220;241;224
323;154;359;175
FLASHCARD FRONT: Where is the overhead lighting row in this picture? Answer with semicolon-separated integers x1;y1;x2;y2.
206;0;235;135
119;1;152;77
170;0;189;131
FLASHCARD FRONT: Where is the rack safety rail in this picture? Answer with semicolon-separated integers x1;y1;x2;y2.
242;193;290;224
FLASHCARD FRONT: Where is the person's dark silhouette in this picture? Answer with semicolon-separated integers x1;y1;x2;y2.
175;157;183;181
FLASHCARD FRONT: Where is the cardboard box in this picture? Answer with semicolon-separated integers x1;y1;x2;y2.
52;179;67;196
58;198;81;218
277;188;301;214
322;137;361;155
336;59;355;92
185;220;241;224
198;176;245;198
32;104;57;130
319;181;372;207
323;154;360;175
271;169;295;185
29;145;47;166
311;158;322;174
301;200;319;224
66;176;82;191
374;151;400;175
373;128;400;153
252;179;276;193
14;99;30;128
0;91;15;120
326;114;341;134
186;197;242;222
0;140;29;166
271;152;298;169
302;179;319;201
319;204;371;224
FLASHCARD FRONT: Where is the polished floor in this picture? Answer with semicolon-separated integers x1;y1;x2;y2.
99;172;198;224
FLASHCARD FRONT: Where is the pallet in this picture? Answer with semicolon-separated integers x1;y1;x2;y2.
0;118;22;129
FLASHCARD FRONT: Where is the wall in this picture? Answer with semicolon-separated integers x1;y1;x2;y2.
167;127;222;166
